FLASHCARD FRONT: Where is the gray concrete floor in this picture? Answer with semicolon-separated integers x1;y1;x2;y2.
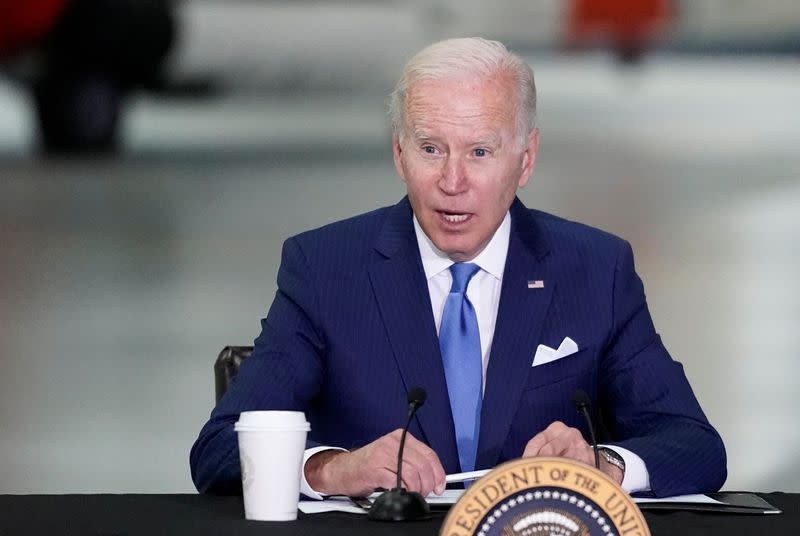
0;53;798;493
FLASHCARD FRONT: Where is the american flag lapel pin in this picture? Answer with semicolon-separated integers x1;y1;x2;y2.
527;280;544;289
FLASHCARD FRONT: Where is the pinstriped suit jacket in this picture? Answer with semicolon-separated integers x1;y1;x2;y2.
190;197;726;496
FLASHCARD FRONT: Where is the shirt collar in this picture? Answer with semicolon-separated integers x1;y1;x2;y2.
413;212;510;281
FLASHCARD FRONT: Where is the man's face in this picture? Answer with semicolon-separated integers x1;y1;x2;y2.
393;74;539;262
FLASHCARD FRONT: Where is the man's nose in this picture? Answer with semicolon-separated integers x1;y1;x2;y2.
438;155;467;194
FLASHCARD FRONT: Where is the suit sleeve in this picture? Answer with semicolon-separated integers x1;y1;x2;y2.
189;237;325;494
599;240;727;496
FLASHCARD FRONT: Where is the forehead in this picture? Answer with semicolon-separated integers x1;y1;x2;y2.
403;74;518;134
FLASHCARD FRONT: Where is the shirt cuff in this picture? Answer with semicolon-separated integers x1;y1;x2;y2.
598;444;651;494
299;446;348;500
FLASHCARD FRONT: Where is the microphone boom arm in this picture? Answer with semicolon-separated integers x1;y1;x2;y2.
395;403;418;489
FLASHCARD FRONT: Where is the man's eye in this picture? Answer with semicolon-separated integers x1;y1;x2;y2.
423;146;436;154
474;148;487;157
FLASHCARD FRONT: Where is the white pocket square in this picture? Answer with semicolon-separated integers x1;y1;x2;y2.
532;337;579;367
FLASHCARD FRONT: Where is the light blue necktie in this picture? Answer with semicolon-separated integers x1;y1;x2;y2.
439;262;482;473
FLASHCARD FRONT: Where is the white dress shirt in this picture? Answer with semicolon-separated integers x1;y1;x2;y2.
299;211;649;498
415;212;510;387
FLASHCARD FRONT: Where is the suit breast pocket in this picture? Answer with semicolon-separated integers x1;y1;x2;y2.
523;346;594;391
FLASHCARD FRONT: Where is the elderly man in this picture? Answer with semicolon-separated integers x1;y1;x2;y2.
190;38;726;499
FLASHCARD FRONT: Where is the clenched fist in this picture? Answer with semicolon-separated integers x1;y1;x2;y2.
522;421;623;485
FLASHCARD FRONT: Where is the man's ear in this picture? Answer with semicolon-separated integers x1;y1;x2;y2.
518;128;540;188
392;133;407;183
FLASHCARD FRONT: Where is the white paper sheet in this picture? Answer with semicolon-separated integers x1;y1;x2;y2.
298;498;366;515
633;494;722;505
445;469;491;483
298;491;724;514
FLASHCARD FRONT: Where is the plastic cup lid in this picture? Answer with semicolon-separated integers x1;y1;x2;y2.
237;410;306;427
234;423;310;432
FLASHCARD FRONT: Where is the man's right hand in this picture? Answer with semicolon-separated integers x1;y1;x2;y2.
303;429;446;497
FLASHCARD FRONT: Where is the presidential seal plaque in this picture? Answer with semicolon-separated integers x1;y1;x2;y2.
440;457;650;536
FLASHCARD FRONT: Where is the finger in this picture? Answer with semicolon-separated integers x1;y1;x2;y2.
540;421;570;440
404;451;445;496
405;450;432;494
401;434;444;495
400;456;430;494
375;430;445;495
566;444;596;467
430;456;446;495
413;435;446;494
523;434;544;457
396;454;437;495
523;421;569;456
538;427;591;459
565;435;596;466
371;430;430;494
398;460;425;493
406;434;446;493
537;434;575;457
525;422;582;458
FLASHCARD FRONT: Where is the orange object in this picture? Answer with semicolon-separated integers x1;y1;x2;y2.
0;0;69;58
567;0;673;49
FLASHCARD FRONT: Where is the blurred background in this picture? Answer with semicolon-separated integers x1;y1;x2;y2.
0;0;798;494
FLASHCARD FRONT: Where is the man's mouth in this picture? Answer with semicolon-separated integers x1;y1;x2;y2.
439;211;471;223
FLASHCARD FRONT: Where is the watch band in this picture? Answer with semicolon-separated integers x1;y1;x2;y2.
599;447;626;473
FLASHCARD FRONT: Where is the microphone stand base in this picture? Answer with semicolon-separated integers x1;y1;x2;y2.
367;488;431;522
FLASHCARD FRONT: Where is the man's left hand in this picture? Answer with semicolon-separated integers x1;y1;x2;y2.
522;421;623;485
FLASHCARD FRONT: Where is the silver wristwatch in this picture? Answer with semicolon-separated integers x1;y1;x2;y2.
599;447;626;473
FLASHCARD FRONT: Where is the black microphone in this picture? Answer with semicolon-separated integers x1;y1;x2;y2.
572;389;600;469
368;386;431;522
396;387;427;488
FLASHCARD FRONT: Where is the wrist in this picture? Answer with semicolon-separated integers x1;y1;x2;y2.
598;447;625;485
304;449;346;494
600;458;624;485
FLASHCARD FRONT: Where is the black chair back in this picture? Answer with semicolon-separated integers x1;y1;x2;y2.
214;346;253;403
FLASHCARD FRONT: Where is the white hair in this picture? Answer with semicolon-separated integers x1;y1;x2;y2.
388;37;537;144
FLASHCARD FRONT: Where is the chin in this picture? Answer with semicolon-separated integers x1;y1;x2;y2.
427;228;479;260
439;243;478;262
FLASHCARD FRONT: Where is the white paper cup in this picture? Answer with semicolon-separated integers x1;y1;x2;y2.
235;411;310;521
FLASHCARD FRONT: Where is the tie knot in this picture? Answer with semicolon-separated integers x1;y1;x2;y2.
449;263;480;294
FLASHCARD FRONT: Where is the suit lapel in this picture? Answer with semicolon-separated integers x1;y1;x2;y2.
477;199;554;469
368;198;460;473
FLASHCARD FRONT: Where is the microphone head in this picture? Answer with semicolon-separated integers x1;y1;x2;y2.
571;389;591;411
407;386;427;407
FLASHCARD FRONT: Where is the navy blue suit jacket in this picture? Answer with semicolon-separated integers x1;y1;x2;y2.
190;197;726;496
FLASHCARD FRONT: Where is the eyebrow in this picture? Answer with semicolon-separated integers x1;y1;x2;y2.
412;129;433;141
411;130;501;147
472;135;501;147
